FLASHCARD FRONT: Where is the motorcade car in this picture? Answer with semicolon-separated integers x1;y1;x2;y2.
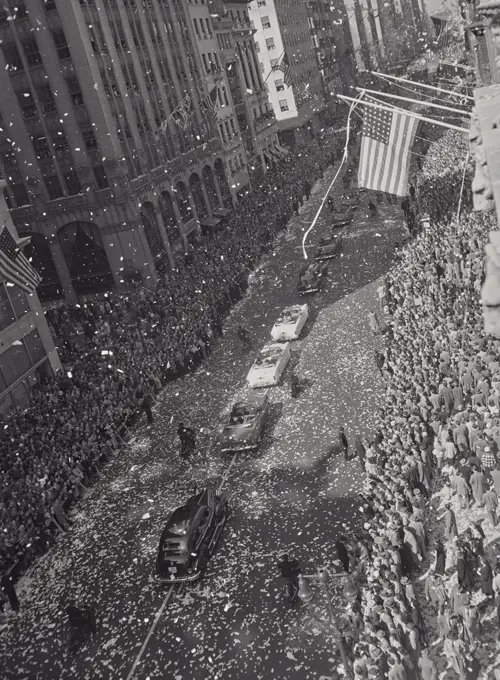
155;487;228;584
220;392;270;452
270;304;309;341
331;208;353;228
314;232;343;261
297;261;328;295
247;342;291;388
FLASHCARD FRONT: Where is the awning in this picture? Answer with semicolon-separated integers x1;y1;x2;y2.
200;216;222;229
212;206;232;219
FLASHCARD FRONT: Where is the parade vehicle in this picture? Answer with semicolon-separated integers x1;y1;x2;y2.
155;487;228;584
271;304;309;341
314;232;343;261
297;261;328;295
247;342;291;387
331;208;353;228
220;392;270;452
340;195;359;211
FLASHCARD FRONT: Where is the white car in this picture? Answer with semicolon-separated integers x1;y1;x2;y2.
270;305;309;342
247;343;291;388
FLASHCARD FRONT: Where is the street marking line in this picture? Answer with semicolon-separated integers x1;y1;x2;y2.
125;586;174;680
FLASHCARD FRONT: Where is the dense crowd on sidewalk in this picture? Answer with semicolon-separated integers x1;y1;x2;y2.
336;131;500;678
0;131;356;594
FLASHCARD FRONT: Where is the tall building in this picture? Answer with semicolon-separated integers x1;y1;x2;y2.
0;177;61;416
248;0;324;146
306;0;357;101
214;0;282;178
0;0;235;303
187;0;253;195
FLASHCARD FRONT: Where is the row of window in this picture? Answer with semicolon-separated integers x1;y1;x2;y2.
0;328;47;394
218;118;238;144
201;51;221;74
217;32;232;50
192;16;213;40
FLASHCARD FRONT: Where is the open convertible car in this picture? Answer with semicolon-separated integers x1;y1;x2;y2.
247;342;291;387
297;261;328;295
331;207;353;228
271;304;309;341
155;487;228;584
314;232;343;261
220;392;270;453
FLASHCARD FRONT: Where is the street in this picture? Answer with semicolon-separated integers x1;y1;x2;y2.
1;165;407;680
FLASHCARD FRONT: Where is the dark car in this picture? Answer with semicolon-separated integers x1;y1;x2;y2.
340;196;359;211
314;232;343;261
331;208;353;228
298;261;328;294
220;392;270;453
155;487;228;584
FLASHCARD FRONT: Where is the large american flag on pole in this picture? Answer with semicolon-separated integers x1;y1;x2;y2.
0;224;41;293
357;102;418;197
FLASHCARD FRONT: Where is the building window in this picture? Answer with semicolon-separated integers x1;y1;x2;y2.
261;16;271;29
44;0;57;11
258;0;266;6
24;329;46;365
275;78;284;91
279;99;289;111
93;165;109;189
11;184;29;207
0;283;15;332
52;28;71;60
83;129;98;149
38;85;57;114
266;38;275;51
64;172;82;196
2;44;23;71
22;38;43;68
45;176;64;200
33;136;50;160
7;284;30;319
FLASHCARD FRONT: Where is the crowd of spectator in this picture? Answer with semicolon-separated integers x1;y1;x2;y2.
0;130;356;591
335;130;500;678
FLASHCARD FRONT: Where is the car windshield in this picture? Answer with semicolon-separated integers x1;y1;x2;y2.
229;402;259;425
254;347;282;366
166;507;192;535
163;539;187;556
277;307;299;324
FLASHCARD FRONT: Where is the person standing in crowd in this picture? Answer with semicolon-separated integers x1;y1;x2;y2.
484;484;499;526
338;427;349;461
1;572;19;612
354;435;366;471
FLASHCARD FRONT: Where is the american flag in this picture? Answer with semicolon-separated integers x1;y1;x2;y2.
357;102;418;197
0;224;41;293
201;86;218;120
274;52;294;88
431;15;451;49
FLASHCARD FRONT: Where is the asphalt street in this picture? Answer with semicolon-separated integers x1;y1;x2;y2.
1;161;408;680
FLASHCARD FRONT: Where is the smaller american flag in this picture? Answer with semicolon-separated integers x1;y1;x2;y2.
0;224;41;293
274;52;294;88
201;86;219;120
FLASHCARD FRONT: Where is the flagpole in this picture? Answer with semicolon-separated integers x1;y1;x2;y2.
355;87;471;116
337;94;469;133
370;70;475;102
439;61;475;72
261;50;284;88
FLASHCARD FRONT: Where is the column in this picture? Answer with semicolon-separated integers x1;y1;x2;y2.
47;237;79;303
200;180;213;217
170;195;188;252
212;170;224;207
154;204;175;269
